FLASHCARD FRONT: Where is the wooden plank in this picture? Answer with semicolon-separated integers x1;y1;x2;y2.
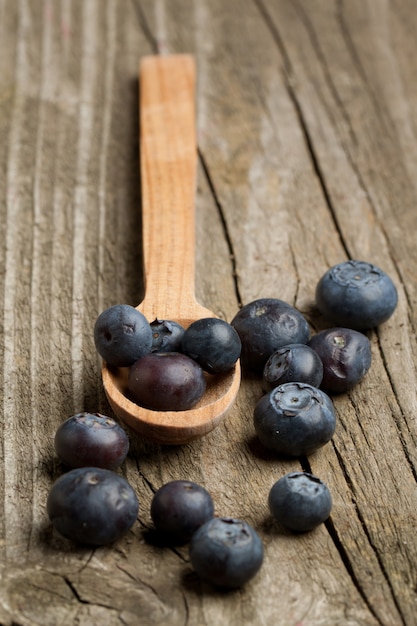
256;2;417;623
1;0;417;625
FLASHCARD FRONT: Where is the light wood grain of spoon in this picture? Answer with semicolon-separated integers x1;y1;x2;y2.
102;54;241;445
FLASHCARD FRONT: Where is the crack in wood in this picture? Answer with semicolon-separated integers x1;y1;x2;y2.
198;149;243;308
253;0;351;259
334;441;408;625
131;0;159;54
373;327;417;483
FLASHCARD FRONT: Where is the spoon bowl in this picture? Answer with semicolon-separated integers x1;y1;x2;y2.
101;55;241;445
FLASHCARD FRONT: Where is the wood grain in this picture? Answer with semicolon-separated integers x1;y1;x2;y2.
1;1;417;625
139;54;198;317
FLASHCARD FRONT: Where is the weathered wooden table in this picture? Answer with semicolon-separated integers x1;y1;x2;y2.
1;1;417;625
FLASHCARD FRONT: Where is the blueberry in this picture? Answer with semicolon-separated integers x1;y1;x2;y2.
308;327;372;393
150;480;214;544
94;304;152;367
47;467;139;545
189;517;264;588
254;382;336;457
316;260;398;329
54;413;129;470
181;318;241;374
231;298;310;373
150;318;185;353
263;343;323;389
269;472;332;532
128;352;206;411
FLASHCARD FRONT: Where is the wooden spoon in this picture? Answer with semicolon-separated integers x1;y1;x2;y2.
101;54;241;445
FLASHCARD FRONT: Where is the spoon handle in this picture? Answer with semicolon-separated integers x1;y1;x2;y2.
139;55;197;320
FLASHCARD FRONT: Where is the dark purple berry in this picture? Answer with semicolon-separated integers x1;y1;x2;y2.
231;298;310;373
189;517;264;588
47;467;138;545
316;260;398;329
263;343;323;389
269;472;332;532
308;327;372;393
54;412;129;470
254;382;336;457
150;480;214;544
94;304;152;367
150;318;185;353
181;318;241;374
128;352;206;411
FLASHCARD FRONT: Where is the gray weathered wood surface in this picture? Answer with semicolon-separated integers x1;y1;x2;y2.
1;1;417;624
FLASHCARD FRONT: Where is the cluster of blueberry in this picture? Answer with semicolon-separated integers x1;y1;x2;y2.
46;415;263;587
46;415;329;587
228;259;397;543
150;476;330;585
46;259;397;588
47;413;137;546
231;260;398;459
94;309;242;411
150;480;263;588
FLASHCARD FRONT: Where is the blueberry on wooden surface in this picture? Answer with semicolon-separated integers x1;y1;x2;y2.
47;467;138;545
308;327;372;393
269;472;332;532
128;352;206;411
94;304;152;367
181;317;241;374
316;260;398;329
189;517;264;588
263;343;323;389
231;298;310;373
150;318;185;353
54;412;129;470
254;382;336;457
150;480;214;544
